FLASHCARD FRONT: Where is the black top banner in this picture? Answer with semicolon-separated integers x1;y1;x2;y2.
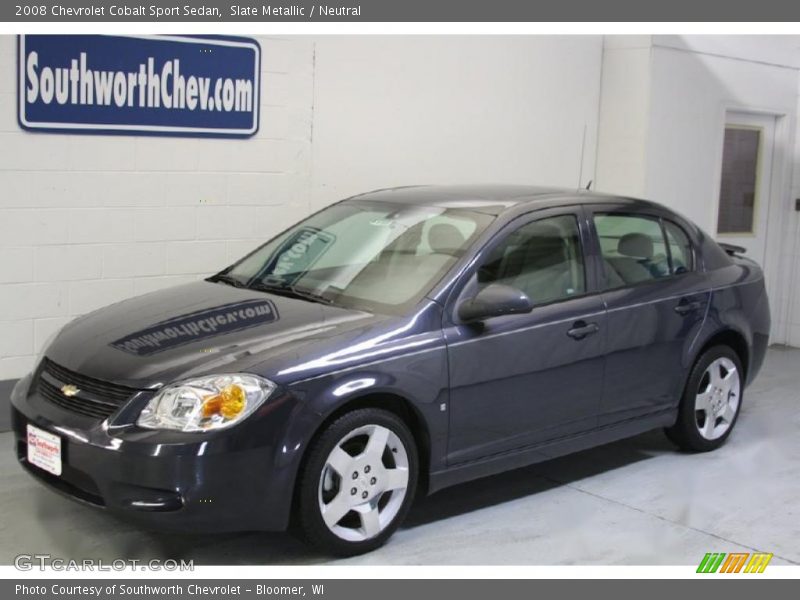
4;0;800;22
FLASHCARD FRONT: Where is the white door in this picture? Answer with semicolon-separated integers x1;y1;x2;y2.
715;112;776;267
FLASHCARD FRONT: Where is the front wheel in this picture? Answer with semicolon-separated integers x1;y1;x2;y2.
665;345;744;452
296;408;418;556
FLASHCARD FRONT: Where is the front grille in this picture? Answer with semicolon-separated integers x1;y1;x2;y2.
42;359;135;403
34;358;139;420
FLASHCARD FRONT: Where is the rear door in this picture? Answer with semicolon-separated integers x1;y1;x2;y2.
585;204;710;424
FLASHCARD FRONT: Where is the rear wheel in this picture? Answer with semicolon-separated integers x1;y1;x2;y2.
665;345;744;452
297;408;418;556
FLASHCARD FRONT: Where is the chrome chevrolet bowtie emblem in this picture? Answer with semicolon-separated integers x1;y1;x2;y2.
60;384;80;397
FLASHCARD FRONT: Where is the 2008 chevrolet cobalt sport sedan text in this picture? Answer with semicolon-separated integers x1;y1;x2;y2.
12;185;770;555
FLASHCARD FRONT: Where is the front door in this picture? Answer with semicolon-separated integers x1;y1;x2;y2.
444;208;607;464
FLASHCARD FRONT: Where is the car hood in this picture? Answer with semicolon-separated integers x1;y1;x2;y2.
45;281;397;389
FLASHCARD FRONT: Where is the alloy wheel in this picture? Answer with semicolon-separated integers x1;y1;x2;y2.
694;356;740;440
317;424;410;542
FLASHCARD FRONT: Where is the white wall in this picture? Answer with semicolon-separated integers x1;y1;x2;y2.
5;34;800;381
0;35;605;380
649;40;800;346
786;86;800;346
596;35;800;345
309;36;603;207
0;35;317;380
646;38;798;226
595;36;652;198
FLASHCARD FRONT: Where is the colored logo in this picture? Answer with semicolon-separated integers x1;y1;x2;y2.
60;384;80;397
697;552;773;573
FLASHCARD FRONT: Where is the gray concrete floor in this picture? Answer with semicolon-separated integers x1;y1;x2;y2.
1;347;799;565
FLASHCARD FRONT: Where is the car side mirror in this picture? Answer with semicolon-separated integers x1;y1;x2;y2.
457;284;533;323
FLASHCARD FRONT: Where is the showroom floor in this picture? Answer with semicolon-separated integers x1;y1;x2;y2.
1;347;798;566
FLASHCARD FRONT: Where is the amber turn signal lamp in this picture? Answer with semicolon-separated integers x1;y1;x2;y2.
201;384;246;419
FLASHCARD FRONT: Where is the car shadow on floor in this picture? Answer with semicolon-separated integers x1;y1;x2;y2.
109;429;676;564
403;429;674;528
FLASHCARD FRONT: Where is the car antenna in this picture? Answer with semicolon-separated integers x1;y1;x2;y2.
585;180;593;190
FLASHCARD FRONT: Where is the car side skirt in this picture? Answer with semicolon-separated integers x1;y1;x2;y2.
427;408;677;494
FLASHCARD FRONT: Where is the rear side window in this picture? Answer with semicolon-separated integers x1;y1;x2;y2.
664;221;694;274
594;214;694;288
594;215;670;287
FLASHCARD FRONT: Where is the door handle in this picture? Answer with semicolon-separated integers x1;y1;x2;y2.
567;320;600;340
674;299;703;316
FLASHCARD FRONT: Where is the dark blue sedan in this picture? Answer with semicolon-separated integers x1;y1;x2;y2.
11;185;770;556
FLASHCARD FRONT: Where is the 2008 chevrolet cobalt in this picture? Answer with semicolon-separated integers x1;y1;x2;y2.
12;185;770;555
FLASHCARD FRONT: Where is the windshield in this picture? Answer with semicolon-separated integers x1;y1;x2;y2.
218;201;494;314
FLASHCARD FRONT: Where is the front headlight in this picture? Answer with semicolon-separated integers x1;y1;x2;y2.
137;374;275;432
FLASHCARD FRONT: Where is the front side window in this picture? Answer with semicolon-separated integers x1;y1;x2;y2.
222;201;493;314
477;215;586;305
594;214;694;288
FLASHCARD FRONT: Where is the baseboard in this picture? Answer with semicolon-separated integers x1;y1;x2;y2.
0;379;16;433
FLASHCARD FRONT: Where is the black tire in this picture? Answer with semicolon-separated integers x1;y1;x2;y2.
296;408;418;556
665;345;744;452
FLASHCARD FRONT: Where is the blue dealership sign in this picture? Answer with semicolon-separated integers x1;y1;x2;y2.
18;35;260;138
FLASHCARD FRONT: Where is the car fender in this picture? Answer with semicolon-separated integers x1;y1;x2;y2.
285;346;450;473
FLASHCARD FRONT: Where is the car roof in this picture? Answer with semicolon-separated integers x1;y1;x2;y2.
344;184;660;216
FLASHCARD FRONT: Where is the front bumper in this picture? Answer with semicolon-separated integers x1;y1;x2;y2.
10;374;311;533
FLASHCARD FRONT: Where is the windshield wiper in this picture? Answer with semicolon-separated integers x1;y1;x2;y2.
207;273;247;288
248;282;334;305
